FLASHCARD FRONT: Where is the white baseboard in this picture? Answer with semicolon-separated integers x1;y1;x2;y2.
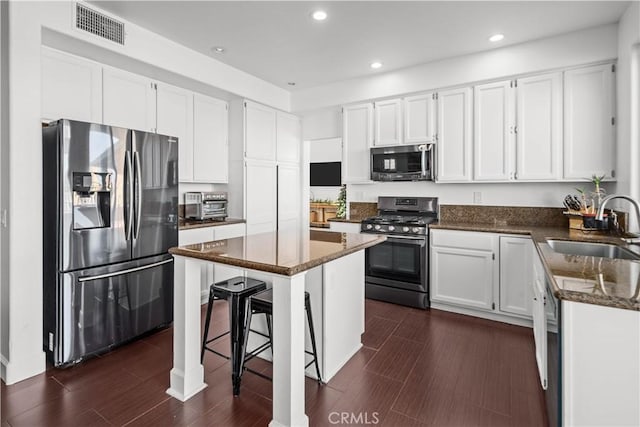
430;303;533;328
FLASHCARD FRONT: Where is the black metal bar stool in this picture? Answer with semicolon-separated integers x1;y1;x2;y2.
241;288;322;384
201;276;267;396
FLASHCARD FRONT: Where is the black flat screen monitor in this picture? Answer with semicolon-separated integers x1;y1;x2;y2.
310;162;342;187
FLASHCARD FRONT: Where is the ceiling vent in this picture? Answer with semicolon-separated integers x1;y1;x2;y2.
75;3;125;45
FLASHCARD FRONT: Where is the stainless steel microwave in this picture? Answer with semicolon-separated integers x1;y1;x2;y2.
370;144;435;181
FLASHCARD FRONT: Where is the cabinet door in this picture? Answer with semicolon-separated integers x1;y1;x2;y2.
436;87;473;182
563;64;615;179
156;83;193;182
277;164;300;224
245;160;277;233
103;67;156;131
41;48;102;123
430;245;494;311
373;99;402;146
193;94;228;183
342;103;373;183
474;80;515;181
516;73;563;180
404;93;436;144
276;111;301;163
245;101;277;161
499;236;533;318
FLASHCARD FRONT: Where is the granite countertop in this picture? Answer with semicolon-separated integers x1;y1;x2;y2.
178;217;245;230
432;221;640;311
327;217;362;224
169;229;385;276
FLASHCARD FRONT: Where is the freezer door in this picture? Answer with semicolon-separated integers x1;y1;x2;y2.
47;254;174;367
57;120;131;271
131;130;179;259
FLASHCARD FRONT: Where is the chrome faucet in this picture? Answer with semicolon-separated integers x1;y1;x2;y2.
596;195;640;243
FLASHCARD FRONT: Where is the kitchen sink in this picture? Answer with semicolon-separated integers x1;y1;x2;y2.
546;239;640;260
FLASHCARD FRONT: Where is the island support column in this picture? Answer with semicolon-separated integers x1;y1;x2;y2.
270;272;309;427
167;255;207;401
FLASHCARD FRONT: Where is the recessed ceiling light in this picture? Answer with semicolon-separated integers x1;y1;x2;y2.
489;34;504;42
312;10;327;21
370;62;382;69
212;46;225;53
287;82;296;86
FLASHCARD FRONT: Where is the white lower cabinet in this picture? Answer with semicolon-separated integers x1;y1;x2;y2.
430;230;496;311
430;229;534;324
178;223;246;300
499;236;534;317
328;221;361;233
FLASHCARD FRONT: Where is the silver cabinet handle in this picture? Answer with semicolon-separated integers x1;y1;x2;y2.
133;150;142;239
124;150;133;240
78;259;173;282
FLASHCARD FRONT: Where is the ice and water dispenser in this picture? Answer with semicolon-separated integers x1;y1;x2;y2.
72;172;113;230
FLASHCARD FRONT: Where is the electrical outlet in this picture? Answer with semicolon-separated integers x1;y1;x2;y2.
473;192;482;204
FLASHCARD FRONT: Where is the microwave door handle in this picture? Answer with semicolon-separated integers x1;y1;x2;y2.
420;145;427;177
428;145;435;180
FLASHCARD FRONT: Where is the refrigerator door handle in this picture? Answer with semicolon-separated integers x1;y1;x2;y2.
133;150;142;240
124;150;134;240
78;258;173;282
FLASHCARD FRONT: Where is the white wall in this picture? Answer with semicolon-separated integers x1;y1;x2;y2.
292;24;618;112
297;23;620;209
0;0;289;384
616;2;640;230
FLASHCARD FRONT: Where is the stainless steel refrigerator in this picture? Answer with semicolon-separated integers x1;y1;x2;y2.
43;119;178;367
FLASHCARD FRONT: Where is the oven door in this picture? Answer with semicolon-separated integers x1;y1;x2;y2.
365;235;426;292
202;200;227;218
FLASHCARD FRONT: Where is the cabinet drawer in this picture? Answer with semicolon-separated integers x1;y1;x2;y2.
178;228;215;245
214;223;246;240
431;229;494;251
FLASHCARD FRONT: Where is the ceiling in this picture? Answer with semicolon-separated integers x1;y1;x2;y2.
90;1;630;91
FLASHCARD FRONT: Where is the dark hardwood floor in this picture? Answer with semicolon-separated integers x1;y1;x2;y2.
1;299;547;426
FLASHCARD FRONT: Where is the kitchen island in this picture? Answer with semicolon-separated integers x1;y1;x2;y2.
166;229;385;427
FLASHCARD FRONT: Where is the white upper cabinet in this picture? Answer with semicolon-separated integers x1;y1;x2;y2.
193;94;228;183
403;93;436;144
342;103;374;183
473;80;515;181
156;82;193;182
373;99;402;146
245;100;277;162
436;87;473;182
276;111;301;164
41;48;102;123
516;73;563;181
102;67;156;132
563;64;615;180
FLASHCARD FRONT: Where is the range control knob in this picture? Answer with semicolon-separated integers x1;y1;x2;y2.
366;224;373;230
388;225;395;231
412;227;421;233
374;225;381;231
403;227;410;232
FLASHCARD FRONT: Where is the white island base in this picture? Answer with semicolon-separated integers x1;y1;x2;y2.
167;245;367;427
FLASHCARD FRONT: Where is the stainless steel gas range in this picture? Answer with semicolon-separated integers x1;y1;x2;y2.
360;197;438;309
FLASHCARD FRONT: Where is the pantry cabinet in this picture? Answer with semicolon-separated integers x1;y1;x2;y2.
404;93;437;144
473;80;514;181
276;111;301;164
436;87;473;182
245;159;278;235
192;94;229;183
342;103;374;183
102;66;156;132
516;72;563;180
563;64;616;180
245;100;277;162
41;47;102;123
373;99;403;146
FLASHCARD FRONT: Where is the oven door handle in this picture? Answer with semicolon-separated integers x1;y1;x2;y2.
386;235;427;242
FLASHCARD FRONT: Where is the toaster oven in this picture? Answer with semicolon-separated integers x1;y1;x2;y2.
184;192;228;220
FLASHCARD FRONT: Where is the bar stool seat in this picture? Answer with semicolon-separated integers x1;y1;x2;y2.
201;276;267;396
241;288;322;384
